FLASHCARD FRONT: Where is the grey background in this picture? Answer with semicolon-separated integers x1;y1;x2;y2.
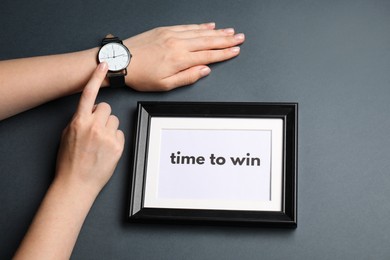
1;0;390;259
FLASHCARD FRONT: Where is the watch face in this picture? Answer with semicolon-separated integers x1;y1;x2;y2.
98;42;131;72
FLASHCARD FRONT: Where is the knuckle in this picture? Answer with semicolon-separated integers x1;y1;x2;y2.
109;115;120;126
164;36;181;49
115;131;125;151
228;37;238;46
69;115;84;131
201;36;218;48
195;29;205;35
90;123;102;137
82;86;94;99
114;141;124;155
168;55;183;68
203;36;214;45
109;114;119;122
97;102;111;112
104;136;124;158
201;51;215;63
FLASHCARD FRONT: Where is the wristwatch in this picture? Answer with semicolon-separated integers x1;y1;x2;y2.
97;34;131;87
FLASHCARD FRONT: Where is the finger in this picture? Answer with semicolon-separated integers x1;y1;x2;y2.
116;129;125;145
161;65;211;89
189;47;241;66
106;115;120;132
200;22;216;30
165;22;216;32
77;62;108;115
176;47;241;71
93;102;112;126
176;28;235;39
186;33;245;52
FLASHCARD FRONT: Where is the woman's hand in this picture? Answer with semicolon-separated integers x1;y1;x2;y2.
55;62;125;195
123;22;245;91
14;63;125;260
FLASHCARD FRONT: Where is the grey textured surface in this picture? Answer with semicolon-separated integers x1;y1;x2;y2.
1;0;390;259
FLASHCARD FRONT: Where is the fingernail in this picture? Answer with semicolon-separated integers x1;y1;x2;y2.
223;28;235;35
234;33;245;41
231;47;240;53
205;22;216;28
200;66;211;77
99;62;108;71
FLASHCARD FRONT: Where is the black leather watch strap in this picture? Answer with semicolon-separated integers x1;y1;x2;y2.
102;36;122;45
109;74;125;88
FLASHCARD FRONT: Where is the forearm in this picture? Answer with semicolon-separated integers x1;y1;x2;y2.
0;47;108;120
13;176;99;260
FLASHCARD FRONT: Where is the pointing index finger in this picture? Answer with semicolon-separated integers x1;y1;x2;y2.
77;62;108;115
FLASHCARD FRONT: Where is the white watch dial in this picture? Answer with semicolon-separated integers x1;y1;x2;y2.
98;42;131;71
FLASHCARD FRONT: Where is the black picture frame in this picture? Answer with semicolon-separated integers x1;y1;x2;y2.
128;102;297;228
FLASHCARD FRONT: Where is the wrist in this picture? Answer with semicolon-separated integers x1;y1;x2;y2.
53;171;101;203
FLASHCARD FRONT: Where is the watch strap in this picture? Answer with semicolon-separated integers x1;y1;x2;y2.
102;36;122;45
109;74;126;88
